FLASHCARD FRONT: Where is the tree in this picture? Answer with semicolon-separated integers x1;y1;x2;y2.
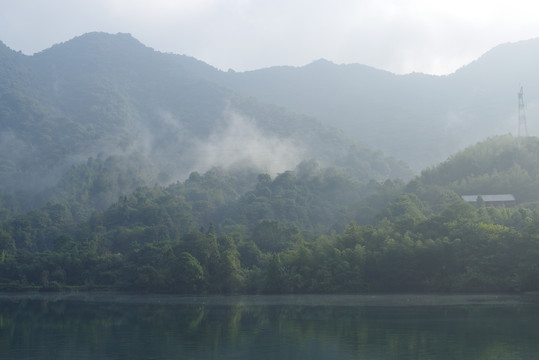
263;254;285;294
172;252;204;293
251;220;301;253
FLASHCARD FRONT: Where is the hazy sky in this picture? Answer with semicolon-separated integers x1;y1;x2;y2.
1;0;538;75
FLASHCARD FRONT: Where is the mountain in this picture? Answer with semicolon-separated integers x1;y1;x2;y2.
0;32;411;215
218;38;539;170
3;31;538;217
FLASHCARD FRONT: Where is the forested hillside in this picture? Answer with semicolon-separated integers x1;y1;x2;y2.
0;32;411;217
219;39;539;169
2;32;539;295
2;135;539;294
418;135;539;202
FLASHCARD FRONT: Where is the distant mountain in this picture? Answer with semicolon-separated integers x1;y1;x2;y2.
0;32;411;214
218;38;539;170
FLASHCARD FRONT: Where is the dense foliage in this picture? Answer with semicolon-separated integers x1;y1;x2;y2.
418;135;539;202
2;136;539;294
0;32;411;217
2;33;539;295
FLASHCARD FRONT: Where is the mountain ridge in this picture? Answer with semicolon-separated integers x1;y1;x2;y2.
0;32;412;215
217;37;539;169
2;31;539;215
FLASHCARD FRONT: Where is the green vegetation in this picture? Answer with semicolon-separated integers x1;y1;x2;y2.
220;39;539;170
2;136;539;294
2;33;539;294
420;135;539;202
0;32;411;217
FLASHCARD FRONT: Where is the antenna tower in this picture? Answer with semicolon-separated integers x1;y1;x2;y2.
518;86;528;137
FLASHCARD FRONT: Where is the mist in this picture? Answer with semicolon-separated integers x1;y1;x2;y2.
5;29;539;330
110;105;306;187
187;110;304;178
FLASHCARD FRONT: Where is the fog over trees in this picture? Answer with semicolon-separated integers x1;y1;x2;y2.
1;32;539;293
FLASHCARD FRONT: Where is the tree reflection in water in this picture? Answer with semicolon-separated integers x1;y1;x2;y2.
1;293;538;360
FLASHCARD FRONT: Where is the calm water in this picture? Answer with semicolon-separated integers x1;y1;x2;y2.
1;293;539;359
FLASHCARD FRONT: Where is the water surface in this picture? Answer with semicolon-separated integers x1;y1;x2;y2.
1;293;538;359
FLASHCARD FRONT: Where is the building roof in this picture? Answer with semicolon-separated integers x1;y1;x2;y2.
461;194;516;202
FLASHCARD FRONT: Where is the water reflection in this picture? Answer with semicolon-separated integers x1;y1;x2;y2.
1;293;538;359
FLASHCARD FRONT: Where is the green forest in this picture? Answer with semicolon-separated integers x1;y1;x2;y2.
2;33;539;295
2;135;539;294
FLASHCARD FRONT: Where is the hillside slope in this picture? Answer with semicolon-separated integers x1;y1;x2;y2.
219;39;539;169
0;32;411;214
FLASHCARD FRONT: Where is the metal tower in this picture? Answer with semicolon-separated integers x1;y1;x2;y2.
518;86;528;137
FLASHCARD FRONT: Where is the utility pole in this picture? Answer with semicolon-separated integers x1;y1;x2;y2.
518;86;528;137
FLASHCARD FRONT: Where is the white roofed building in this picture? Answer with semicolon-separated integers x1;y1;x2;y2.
461;194;516;208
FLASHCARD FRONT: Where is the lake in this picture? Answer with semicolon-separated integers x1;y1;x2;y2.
1;293;538;359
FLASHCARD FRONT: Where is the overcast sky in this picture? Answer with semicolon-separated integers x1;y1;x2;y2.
1;0;538;75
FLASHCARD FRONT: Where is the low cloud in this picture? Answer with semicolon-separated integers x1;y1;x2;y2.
188;110;304;177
